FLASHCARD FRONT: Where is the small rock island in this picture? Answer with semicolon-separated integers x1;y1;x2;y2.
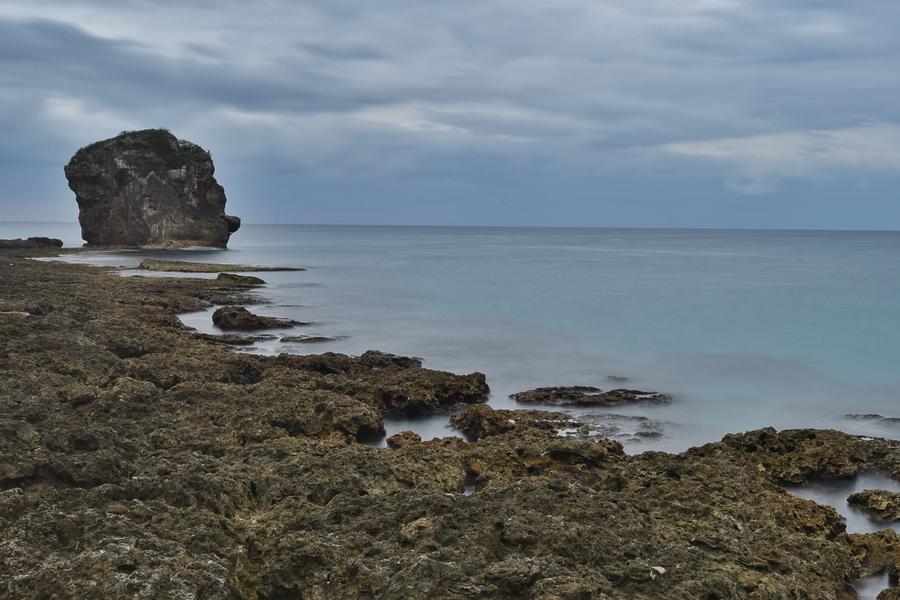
65;129;241;248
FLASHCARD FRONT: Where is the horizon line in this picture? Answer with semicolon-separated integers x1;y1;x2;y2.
5;220;900;234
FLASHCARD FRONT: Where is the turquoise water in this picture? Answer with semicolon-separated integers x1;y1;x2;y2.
7;222;900;452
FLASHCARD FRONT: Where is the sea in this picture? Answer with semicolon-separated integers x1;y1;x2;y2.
6;222;900;453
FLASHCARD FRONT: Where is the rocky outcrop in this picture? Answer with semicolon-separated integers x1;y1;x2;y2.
848;489;900;522
0;237;63;249
65;129;240;248
511;385;671;406
212;306;303;330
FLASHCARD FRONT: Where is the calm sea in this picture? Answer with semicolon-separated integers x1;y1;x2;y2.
7;222;900;453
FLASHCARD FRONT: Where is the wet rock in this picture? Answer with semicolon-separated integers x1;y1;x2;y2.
192;332;277;346
281;335;344;344
878;587;900;600
65;129;240;247
511;385;671;407
212;306;302;330
449;404;577;441
140;259;303;272
0;237;63;249
563;413;666;444
451;405;517;440
848;489;900;522
846;414;900;426
358;350;423;369
216;273;266;286
387;431;422;449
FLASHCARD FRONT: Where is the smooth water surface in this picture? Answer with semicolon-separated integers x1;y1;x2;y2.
8;222;900;453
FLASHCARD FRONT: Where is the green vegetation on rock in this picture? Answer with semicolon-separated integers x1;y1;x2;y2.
78;128;210;175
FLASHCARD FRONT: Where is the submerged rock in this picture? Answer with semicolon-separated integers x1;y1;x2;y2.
65;129;240;248
846;414;900;426
280;335;344;344
450;404;577;441
211;306;303;330
564;413;666;443
848;489;900;522
0;237;63;249
510;385;671;407
140;259;303;273
216;273;266;286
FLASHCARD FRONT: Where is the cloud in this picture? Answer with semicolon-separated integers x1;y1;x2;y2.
660;123;900;194
1;0;900;225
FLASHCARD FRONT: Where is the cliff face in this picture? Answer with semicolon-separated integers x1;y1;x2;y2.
65;129;240;247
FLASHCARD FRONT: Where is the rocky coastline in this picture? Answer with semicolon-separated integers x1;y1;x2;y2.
2;246;900;599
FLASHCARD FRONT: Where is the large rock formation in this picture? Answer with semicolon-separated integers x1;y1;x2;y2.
65;129;240;247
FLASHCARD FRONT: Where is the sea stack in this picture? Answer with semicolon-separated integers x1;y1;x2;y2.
64;129;241;248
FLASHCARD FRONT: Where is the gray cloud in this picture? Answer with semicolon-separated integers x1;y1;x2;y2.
1;0;899;227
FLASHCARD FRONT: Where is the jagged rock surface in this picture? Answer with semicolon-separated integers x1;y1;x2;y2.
848;489;900;522
65;129;240;247
2;249;900;599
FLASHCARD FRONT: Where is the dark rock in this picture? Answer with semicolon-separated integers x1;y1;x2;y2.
216;273;266;286
358;350;423;369
566;413;666;444
846;414;900;425
211;306;302;330
0;237;63;249
510;385;671;407
192;332;277;346
65;129;240;247
848;489;900;522
280;335;343;344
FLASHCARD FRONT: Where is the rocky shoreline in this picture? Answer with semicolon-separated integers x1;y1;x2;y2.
2;247;900;599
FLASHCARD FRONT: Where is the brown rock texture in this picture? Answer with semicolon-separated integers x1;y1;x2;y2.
212;306;302;330
848;489;900;522
1;247;899;599
64;129;240;248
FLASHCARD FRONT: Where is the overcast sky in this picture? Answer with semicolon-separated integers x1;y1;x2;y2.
1;0;899;228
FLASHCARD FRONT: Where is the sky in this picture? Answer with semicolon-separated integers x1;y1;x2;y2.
1;0;899;229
